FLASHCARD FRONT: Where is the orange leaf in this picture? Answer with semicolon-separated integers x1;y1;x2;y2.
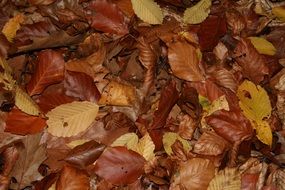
2;14;25;42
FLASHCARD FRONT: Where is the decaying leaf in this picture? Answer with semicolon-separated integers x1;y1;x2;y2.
183;0;212;24
131;0;163;24
162;132;191;156
2;14;25;42
248;37;276;56
207;167;241;190
46;101;99;137
237;80;272;146
99;81;137;106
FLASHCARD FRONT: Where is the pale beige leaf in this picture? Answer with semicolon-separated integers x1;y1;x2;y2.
111;132;139;150
99;81;137;106
15;86;40;116
67;139;90;148
47;101;99;137
248;37;276;56
10;134;46;189
2;14;25;42
207;168;241;190
167;40;204;82
135;133;155;161
163;132;191;155
183;0;211;24
131;0;163;24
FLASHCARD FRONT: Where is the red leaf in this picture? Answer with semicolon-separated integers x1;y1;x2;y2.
64;71;101;102
87;0;129;35
5;108;46;135
93;146;145;185
56;165;90;190
205;110;253;143
150;80;180;129
233;38;269;84
26;49;65;96
197;15;227;51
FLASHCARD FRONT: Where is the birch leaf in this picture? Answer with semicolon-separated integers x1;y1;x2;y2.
46;101;99;137
207;168;241;190
163;132;191;155
111;132;139;150
134;133;155;161
131;0;163;24
2;14;25;42
15;86;41;116
183;0;212;24
248;37;276;56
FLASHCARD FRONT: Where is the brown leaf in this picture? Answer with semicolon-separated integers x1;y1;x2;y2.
34;173;58;190
56;165;90;190
171;158;215;190
93;146;145;185
150;80;180;129
9;134;47;189
112;0;134;18
233;38;269;84
241;173;259;190
5;108;46;135
267;27;285;59
27;49;65;96
28;0;56;5
0;132;23;152
193;131;229;156
167;39;204;82
65;140;106;168
226;9;246;35
197;15;227;51
64;71;101;102
205;110;253;143
87;0;129;35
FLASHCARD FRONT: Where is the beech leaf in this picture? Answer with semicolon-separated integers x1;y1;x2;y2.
46;101;99;137
131;0;164;24
93;146;145;185
134;133;155;161
248;37;276;56
183;0;211;24
2;14;25;42
111;132;139;150
272;6;285;22
162;132;191;155
167;39;204;82
207;168;241;190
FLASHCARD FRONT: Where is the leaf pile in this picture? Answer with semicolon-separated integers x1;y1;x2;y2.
1;0;285;189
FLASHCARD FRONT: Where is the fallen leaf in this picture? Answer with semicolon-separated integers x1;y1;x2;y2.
163;132;191;156
10;134;46;189
190;80;224;102
111;132;139;150
131;0;163;24
134;133;155;161
56;165;89;190
0;132;23;151
248;37;276;56
87;0;129;35
27;49;65;96
183;0;211;24
167;39;204;82
2;14;25;42
272;6;285;22
207;167;241;190
46;101;99;137
93;146;145;185
171;158;215;190
5;108;46;135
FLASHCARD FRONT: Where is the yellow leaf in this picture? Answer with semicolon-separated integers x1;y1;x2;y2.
99;81;137;106
208;95;229;115
248;37;276;56
237;80;272;146
15;86;40;116
0;58;12;75
135;133;155;161
183;0;211;24
272;6;285;22
67;139;90;148
2;14;25;42
199;95;211;111
163;132;191;155
207;168;241;190
131;0;163;24
0;59;16;91
111;132;139;150
237;80;271;121
48;183;56;190
255;120;272;146
47;101;99;137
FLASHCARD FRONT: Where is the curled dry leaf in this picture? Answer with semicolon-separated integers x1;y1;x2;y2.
93;146;145;185
233;38;269;84
27;49;65;96
87;0;129;35
171;158;215;190
56;165;89;190
99;80;137;106
64;71;101;102
193;131;229;156
167;39;204;82
5;108;46;135
205;110;253;143
46;101;99;137
226;9;246;35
